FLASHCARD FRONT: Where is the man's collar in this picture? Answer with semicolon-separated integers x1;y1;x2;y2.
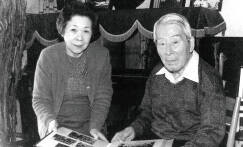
156;51;199;83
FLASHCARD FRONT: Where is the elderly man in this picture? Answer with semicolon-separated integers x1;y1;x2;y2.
111;13;225;147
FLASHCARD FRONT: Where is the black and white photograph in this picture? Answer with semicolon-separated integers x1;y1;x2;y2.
0;0;243;147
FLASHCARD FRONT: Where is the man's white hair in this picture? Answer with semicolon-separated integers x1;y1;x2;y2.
153;13;193;42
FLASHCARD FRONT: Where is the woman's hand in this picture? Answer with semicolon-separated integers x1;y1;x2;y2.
90;129;109;142
111;127;135;143
48;120;59;133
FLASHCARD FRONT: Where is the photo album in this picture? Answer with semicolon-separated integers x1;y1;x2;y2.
34;127;173;147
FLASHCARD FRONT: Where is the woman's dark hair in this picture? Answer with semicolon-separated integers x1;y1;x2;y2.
56;1;100;42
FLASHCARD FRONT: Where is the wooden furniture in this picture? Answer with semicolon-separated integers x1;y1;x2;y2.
25;7;226;47
215;41;243;146
226;96;241;147
98;7;226;42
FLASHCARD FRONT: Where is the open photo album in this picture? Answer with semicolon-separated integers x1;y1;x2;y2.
34;127;173;147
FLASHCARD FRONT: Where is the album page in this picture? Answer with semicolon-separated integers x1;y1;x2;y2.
34;127;173;147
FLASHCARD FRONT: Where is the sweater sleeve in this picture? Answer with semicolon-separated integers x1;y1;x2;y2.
89;50;113;131
32;50;55;130
130;73;154;138
184;72;226;147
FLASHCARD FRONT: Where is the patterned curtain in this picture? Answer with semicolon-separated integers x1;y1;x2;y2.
151;0;185;8
152;0;161;8
39;0;58;13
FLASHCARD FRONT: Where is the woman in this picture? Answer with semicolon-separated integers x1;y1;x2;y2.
32;1;113;142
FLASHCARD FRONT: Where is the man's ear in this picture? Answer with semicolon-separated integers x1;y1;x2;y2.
189;37;195;53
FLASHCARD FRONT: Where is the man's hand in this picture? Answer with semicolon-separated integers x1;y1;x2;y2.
48;120;58;133
111;127;135;143
90;129;108;142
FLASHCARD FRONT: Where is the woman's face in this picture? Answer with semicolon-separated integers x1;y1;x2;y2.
63;15;92;57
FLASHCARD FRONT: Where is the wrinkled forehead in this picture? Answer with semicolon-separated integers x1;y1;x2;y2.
155;21;189;41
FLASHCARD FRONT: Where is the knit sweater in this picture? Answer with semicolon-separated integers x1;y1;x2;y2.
32;42;113;138
131;59;226;147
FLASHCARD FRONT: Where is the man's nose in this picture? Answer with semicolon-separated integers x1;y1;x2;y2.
165;44;173;55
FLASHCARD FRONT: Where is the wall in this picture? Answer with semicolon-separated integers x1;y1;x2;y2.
219;0;243;37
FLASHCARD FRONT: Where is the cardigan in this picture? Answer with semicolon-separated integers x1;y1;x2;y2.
131;59;226;147
32;42;113;138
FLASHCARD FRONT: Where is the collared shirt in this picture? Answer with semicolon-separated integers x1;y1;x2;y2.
130;51;225;146
155;51;199;84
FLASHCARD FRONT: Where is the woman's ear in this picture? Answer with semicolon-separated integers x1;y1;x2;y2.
189;37;195;53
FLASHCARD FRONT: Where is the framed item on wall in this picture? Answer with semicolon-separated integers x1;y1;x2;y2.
91;0;110;9
189;0;223;11
57;0;93;10
154;0;187;8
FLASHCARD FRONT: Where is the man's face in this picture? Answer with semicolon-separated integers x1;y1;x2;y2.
155;23;194;74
